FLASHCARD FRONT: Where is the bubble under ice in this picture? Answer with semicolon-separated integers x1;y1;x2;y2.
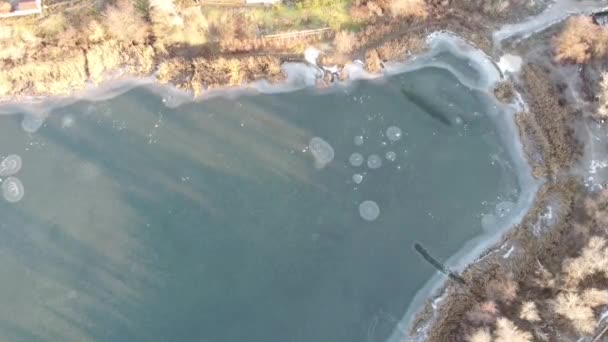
385;151;397;162
309;137;334;169
0;154;22;176
352;174;363;184
349;153;364;167
2;176;24;203
21;114;45;133
495;201;515;218
359;200;380;221
354;135;364;146
367;154;382;169
386;126;402;142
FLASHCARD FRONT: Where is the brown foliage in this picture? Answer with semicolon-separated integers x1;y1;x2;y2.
86;40;156;83
553;292;597;334
389;0;428;19
365;49;382;73
334;31;357;54
465;300;499;325
494;81;515;103
0;51;87;96
467;328;492;342
494;318;533;342
104;0;150;44
599;72;608;117
519;301;541;322
554;16;608;64
486;273;519;304
562;236;608;288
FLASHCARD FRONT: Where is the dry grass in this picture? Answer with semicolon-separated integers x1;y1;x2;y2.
519;301;541;322
87;41;156;83
486;273;519;304
389;0;428;19
104;0;150;44
0;52;87;96
494;318;533;342
562;236;608;288
553;292;597;334
467;328;492;342
334;30;357;54
599;72;608;118
554;16;608;64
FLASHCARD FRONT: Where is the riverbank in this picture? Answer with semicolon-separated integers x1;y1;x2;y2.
405;10;608;342
0;0;550;101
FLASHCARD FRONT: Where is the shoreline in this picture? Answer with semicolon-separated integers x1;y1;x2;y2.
0;28;546;341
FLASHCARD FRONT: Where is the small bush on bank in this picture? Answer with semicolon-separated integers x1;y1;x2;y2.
389;0;428;19
334;30;357;53
104;0;150;44
554;16;608;64
599;72;608;117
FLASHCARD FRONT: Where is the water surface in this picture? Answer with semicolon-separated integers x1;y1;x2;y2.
0;52;521;342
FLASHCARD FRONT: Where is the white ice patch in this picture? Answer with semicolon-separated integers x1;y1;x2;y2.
502;246;515;259
61;115;75;129
589;159;608;175
304;47;320;66
498;54;523;74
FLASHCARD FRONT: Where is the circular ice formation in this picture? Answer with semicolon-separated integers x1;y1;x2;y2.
359;200;380;221
352;173;363;184
481;214;497;231
495;201;515;218
386;126;402;142
349;153;364;167
385;151;397;162
0;154;22;176
353;135;364;146
2;177;24;203
61;115;75;129
367;154;382;169
21;114;45;133
309;137;334;169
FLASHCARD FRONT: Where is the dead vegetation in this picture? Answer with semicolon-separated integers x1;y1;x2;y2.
553;15;608;64
599;72;608;118
0;0;438;97
432;186;608;342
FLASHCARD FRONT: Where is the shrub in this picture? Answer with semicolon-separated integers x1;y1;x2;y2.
554;16;608;64
104;0;150;44
599;72;608;117
334;30;357;54
389;0;428;19
467;328;492;342
494;318;533;342
519;301;541;322
562;236;608;288
553;292;596;334
486;273;519;304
